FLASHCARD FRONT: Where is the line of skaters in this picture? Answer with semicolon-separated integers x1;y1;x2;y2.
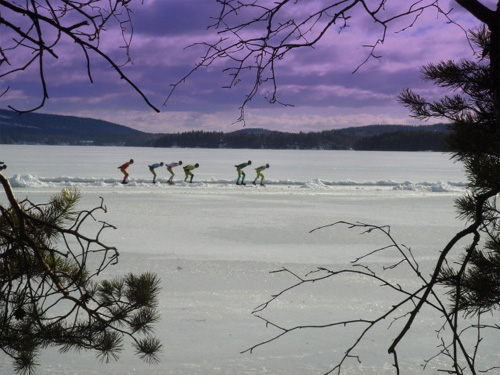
118;159;270;186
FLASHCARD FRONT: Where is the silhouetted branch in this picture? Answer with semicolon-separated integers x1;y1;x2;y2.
243;219;498;374
0;0;159;113
0;173;162;372
167;0;463;123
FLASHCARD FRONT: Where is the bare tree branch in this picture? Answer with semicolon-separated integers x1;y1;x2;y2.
243;219;499;374
166;0;468;124
0;172;162;371
0;0;160;113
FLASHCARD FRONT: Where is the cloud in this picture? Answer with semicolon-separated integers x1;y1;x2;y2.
0;0;488;132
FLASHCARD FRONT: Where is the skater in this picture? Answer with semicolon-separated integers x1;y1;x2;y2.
253;163;270;186
166;161;183;184
148;162;164;183
235;160;252;185
118;159;134;184
183;163;199;183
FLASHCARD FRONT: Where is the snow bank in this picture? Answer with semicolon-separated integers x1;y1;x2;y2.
8;174;466;193
393;180;463;192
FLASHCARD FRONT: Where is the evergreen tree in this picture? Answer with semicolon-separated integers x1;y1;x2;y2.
0;174;162;374
239;24;499;375
399;26;500;315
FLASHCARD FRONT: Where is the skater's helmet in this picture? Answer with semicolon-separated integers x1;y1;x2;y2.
195;163;199;168
179;161;183;165
160;162;164;166
129;159;134;163
248;160;252;165
266;163;270;168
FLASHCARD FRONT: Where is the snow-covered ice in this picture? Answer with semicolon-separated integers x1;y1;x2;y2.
0;145;496;374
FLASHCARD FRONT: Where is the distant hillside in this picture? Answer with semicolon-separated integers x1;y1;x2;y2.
353;129;447;151
334;123;449;137
231;128;277;135
153;125;449;151
0;109;158;146
0;109;450;151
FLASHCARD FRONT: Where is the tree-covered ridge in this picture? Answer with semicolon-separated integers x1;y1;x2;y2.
0;109;142;136
153;124;449;151
0;108;449;150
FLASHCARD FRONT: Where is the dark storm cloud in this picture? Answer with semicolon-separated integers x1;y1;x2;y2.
130;1;217;36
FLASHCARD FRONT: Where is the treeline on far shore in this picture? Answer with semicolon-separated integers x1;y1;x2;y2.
152;124;450;151
0;108;450;151
0;125;450;151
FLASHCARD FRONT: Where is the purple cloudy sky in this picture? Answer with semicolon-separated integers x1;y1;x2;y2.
0;0;495;133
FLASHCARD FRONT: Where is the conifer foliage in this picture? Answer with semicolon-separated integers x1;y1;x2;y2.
399;26;500;316
0;174;161;374
218;2;498;373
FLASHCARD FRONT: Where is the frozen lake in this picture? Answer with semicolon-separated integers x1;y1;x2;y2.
1;145;495;375
2;144;466;186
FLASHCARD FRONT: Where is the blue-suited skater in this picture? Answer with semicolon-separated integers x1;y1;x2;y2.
148;162;164;183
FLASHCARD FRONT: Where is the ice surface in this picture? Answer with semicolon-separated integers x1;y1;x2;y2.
0;145;495;374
